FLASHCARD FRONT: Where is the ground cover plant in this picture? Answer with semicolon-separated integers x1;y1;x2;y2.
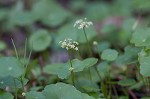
1;0;150;99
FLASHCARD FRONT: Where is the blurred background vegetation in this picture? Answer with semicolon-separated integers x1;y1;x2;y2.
0;0;150;53
1;0;150;98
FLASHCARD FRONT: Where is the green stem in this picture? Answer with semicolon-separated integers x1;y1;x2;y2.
95;45;108;99
96;46;101;59
68;51;75;85
14;79;18;99
112;85;119;99
88;68;93;83
107;72;112;99
83;27;92;57
11;38;19;60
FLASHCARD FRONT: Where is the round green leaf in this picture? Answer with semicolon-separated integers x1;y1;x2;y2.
42;82;95;99
29;29;52;52
0;57;24;78
130;28;150;47
101;49;118;61
82;58;98;69
0;92;14;99
26;91;46;99
118;79;136;86
0;76;28;89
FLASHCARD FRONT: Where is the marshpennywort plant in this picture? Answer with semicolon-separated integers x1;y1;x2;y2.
59;38;79;85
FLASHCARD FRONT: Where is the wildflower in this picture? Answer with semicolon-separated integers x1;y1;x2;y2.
69;67;74;71
93;41;98;46
22;92;26;97
59;39;79;51
74;18;93;29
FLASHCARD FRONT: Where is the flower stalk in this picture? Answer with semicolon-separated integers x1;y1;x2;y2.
83;27;92;56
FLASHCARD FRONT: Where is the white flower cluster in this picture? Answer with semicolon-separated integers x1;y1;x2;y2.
73;18;93;29
59;39;79;51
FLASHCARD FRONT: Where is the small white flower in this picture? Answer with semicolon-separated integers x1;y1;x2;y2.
75;47;78;51
93;41;98;45
69;67;74;71
59;39;79;51
74;18;93;29
22;92;26;97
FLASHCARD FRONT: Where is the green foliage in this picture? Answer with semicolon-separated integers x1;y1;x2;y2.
0;57;24;78
26;91;46;99
131;28;150;47
115;46;141;66
44;58;98;79
118;79;136;86
0;92;14;99
97;42;110;52
29;29;52;52
42;83;95;99
101;49;118;61
139;50;150;77
0;76;28;89
0;0;150;98
25;83;97;99
97;62;110;78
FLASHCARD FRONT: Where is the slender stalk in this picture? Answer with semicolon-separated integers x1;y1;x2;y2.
23;49;32;78
107;72;112;99
23;38;27;66
68;51;75;85
88;68;93;83
96;46;101;59
112;85;119;99
14;79;18;99
148;77;150;95
95;45;108;99
11;38;19;59
83;27;92;56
